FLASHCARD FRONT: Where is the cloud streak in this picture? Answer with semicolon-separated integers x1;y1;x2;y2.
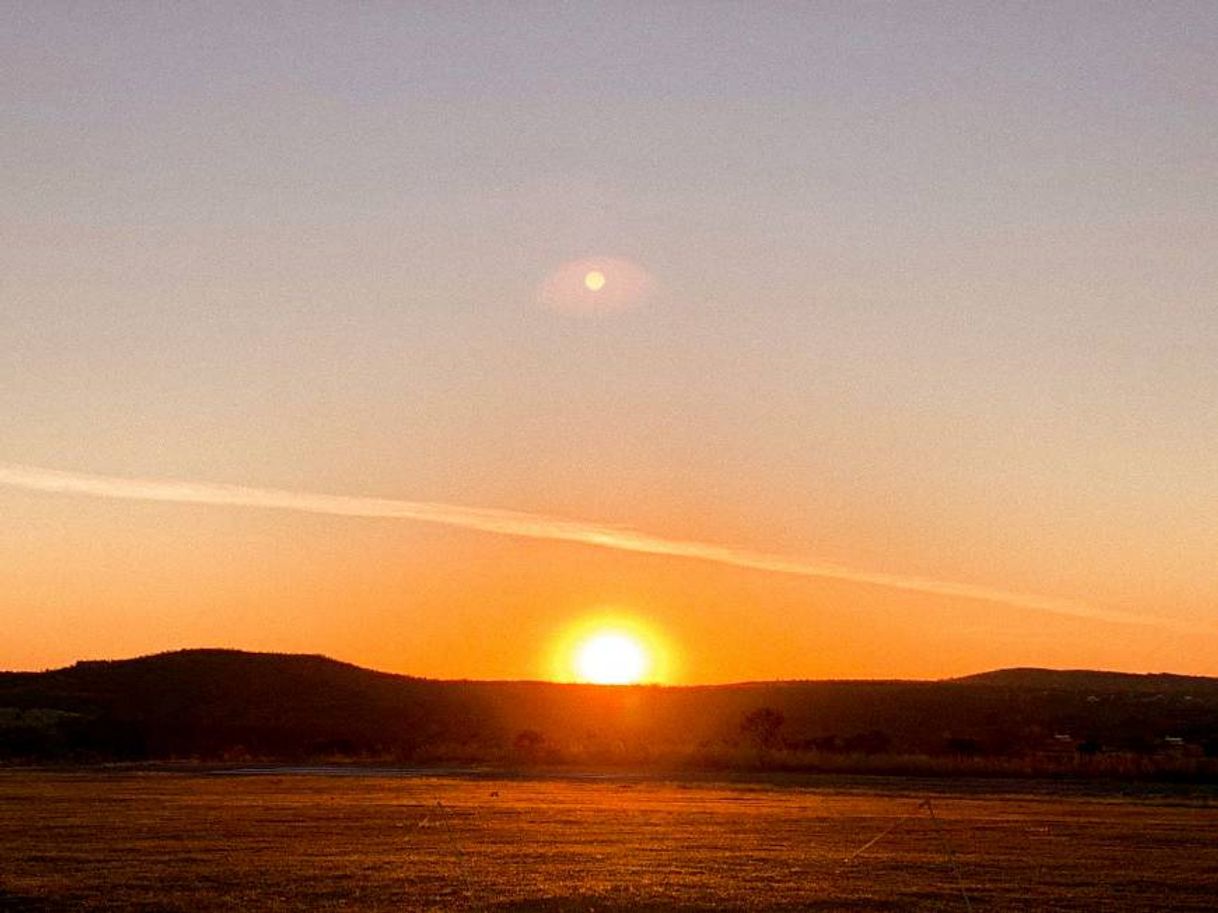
0;461;1193;633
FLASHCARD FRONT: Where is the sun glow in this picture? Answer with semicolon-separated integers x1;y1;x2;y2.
583;270;606;291
554;616;670;685
574;632;647;684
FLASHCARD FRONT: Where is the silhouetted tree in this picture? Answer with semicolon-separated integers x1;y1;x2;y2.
843;730;891;755
741;707;785;750
513;729;546;761
1077;738;1102;756
811;734;840;753
945;736;981;756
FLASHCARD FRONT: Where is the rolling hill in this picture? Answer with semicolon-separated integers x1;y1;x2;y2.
2;650;1217;768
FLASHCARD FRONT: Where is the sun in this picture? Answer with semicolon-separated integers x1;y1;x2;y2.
573;631;649;684
583;269;606;292
552;615;671;684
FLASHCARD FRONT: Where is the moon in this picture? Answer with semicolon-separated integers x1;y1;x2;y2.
538;257;654;313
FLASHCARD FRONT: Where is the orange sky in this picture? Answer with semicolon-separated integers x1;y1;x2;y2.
1;465;1213;681
3;6;1216;681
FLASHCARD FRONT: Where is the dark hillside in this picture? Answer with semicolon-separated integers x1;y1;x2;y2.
0;650;494;759
2;651;1217;769
954;668;1218;694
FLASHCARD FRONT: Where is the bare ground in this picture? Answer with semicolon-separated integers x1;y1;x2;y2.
2;770;1217;911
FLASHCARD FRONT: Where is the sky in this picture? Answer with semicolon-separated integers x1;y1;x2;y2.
3;3;1216;682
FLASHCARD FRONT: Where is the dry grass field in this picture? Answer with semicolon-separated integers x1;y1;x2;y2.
2;770;1217;911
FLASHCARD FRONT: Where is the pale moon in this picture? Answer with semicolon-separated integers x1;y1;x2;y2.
538;256;654;314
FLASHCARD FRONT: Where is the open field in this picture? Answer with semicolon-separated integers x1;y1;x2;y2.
2;771;1218;911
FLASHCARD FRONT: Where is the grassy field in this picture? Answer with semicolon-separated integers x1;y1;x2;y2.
2;770;1217;911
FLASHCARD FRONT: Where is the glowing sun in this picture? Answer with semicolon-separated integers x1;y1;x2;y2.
573;631;649;684
583;269;606;292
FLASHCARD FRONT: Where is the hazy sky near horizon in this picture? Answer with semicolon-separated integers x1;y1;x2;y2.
3;3;1217;681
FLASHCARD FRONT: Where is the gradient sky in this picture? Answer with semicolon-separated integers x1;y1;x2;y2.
3;3;1216;681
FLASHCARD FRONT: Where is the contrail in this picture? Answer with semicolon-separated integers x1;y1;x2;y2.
0;461;1193;633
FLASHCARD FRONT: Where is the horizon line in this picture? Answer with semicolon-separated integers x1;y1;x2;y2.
0;461;1202;636
21;644;1212;684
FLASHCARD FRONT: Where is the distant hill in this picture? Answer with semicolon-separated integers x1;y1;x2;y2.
953;667;1218;693
2;650;1217;771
